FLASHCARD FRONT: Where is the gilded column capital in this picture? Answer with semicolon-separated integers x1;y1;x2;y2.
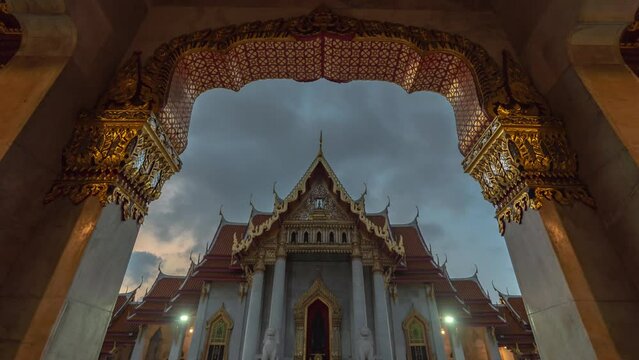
45;109;182;223
276;244;287;258
351;241;362;258
463;113;594;234
372;249;382;273
254;256;266;272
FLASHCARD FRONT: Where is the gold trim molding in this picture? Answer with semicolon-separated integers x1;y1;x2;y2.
463;113;593;234
45;109;181;223
294;278;342;360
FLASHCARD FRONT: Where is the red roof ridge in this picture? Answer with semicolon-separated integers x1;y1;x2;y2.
206;219;248;254
497;291;529;327
452;266;492;298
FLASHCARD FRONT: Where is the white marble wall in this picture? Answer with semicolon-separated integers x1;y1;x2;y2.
390;284;447;360
194;282;249;360
278;254;366;359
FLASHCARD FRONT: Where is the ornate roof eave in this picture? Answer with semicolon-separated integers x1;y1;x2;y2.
231;153;405;259
500;295;529;329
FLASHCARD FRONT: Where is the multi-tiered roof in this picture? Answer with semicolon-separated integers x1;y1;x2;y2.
102;147;535;355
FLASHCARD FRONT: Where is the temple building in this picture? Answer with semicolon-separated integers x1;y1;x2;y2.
100;147;537;360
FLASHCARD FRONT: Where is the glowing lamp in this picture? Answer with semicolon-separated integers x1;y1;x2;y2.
443;315;455;324
179;314;189;322
440;329;446;335
189;328;194;334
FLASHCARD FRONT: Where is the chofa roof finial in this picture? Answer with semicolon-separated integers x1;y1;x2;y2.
318;130;323;156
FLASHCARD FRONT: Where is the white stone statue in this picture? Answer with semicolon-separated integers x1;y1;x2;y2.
357;327;375;360
261;328;278;360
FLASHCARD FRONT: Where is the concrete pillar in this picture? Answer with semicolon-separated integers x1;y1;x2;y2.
168;323;187;360
424;284;447;360
130;325;149;360
351;253;368;357
241;263;265;360
448;326;466;360
188;283;211;360
372;268;393;360
504;200;639;359
265;253;286;356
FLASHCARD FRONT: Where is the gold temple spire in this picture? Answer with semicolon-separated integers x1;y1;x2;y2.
318;130;323;156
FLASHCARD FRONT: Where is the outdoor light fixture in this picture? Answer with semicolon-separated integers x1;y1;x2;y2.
440;329;446;335
179;314;189;322
189;328;194;334
443;315;455;324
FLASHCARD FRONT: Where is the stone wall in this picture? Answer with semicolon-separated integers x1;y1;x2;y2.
199;282;248;360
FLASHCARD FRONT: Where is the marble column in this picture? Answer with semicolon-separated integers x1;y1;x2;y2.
168;323;187;360
448;326;466;360
241;259;265;360
188;283;211;360
504;200;639;359
130;325;149;360
483;328;501;360
424;284;447;360
371;259;393;360
40;203;140;360
351;243;369;357
265;246;287;356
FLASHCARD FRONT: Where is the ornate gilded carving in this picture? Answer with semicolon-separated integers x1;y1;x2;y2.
294;278;342;360
92;7;509;155
45;110;181;223
463;114;593;234
232;154;404;258
487;51;549;119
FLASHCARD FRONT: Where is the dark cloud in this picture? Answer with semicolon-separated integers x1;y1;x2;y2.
122;251;161;293
122;79;519;300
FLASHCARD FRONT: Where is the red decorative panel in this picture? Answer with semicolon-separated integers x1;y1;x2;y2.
159;36;488;155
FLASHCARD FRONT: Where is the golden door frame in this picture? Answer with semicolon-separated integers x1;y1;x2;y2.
402;308;435;360
294;278;342;360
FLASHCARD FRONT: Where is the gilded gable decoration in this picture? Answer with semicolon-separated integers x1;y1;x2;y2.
232;154;405;258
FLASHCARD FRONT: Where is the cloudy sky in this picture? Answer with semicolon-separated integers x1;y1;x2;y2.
121;79;519;301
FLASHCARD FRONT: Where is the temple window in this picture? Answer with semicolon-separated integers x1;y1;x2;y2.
204;307;233;360
341;232;347;243
291;231;297;243
304;231;309;243
403;312;431;360
329;231;335;243
313;197;326;209
316;231;322;243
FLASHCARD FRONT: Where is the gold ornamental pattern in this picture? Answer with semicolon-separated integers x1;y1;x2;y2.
95;6;524;155
463;114;593;234
45;110;182;223
231;154;405;258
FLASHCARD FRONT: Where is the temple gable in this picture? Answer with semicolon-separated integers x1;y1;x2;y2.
284;178;353;223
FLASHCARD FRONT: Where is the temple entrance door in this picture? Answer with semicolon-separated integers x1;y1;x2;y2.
306;299;330;360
